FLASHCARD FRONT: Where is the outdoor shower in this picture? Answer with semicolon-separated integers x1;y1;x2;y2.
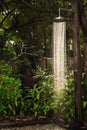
53;8;66;92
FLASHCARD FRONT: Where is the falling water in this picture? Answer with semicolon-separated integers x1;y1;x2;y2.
53;19;66;92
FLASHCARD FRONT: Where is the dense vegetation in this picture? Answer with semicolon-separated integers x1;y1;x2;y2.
0;0;87;128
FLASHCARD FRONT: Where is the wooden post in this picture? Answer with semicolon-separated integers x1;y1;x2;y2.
72;0;83;125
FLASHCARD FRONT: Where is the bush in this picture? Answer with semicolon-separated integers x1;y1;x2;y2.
23;67;57;117
82;73;87;118
57;76;75;122
0;60;22;117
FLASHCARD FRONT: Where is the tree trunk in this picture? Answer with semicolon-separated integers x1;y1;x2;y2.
78;0;87;78
72;0;83;125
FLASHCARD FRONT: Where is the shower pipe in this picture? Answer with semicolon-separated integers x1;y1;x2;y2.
58;8;73;18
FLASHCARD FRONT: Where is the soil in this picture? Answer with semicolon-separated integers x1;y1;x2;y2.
0;115;87;130
0;123;66;130
0;115;67;130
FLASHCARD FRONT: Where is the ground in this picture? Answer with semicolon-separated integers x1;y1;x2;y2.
0;115;67;130
0;123;66;130
1;115;87;130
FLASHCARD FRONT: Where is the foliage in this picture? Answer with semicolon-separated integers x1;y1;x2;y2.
57;74;75;122
0;60;22;117
82;73;87;116
0;0;87;124
23;68;57;117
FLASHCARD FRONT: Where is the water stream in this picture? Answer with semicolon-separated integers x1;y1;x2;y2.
53;21;66;92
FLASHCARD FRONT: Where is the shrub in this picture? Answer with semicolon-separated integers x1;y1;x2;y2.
23;67;57;117
0;60;22;117
82;73;87;118
57;76;75;122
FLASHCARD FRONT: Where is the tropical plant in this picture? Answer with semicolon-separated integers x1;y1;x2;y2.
57;74;75;122
0;60;22;117
23;68;57;117
82;73;87;118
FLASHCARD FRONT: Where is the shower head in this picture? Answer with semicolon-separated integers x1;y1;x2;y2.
53;8;72;22
53;16;65;22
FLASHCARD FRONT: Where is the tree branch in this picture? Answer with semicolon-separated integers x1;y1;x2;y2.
0;8;15;26
6;16;52;33
21;0;32;8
